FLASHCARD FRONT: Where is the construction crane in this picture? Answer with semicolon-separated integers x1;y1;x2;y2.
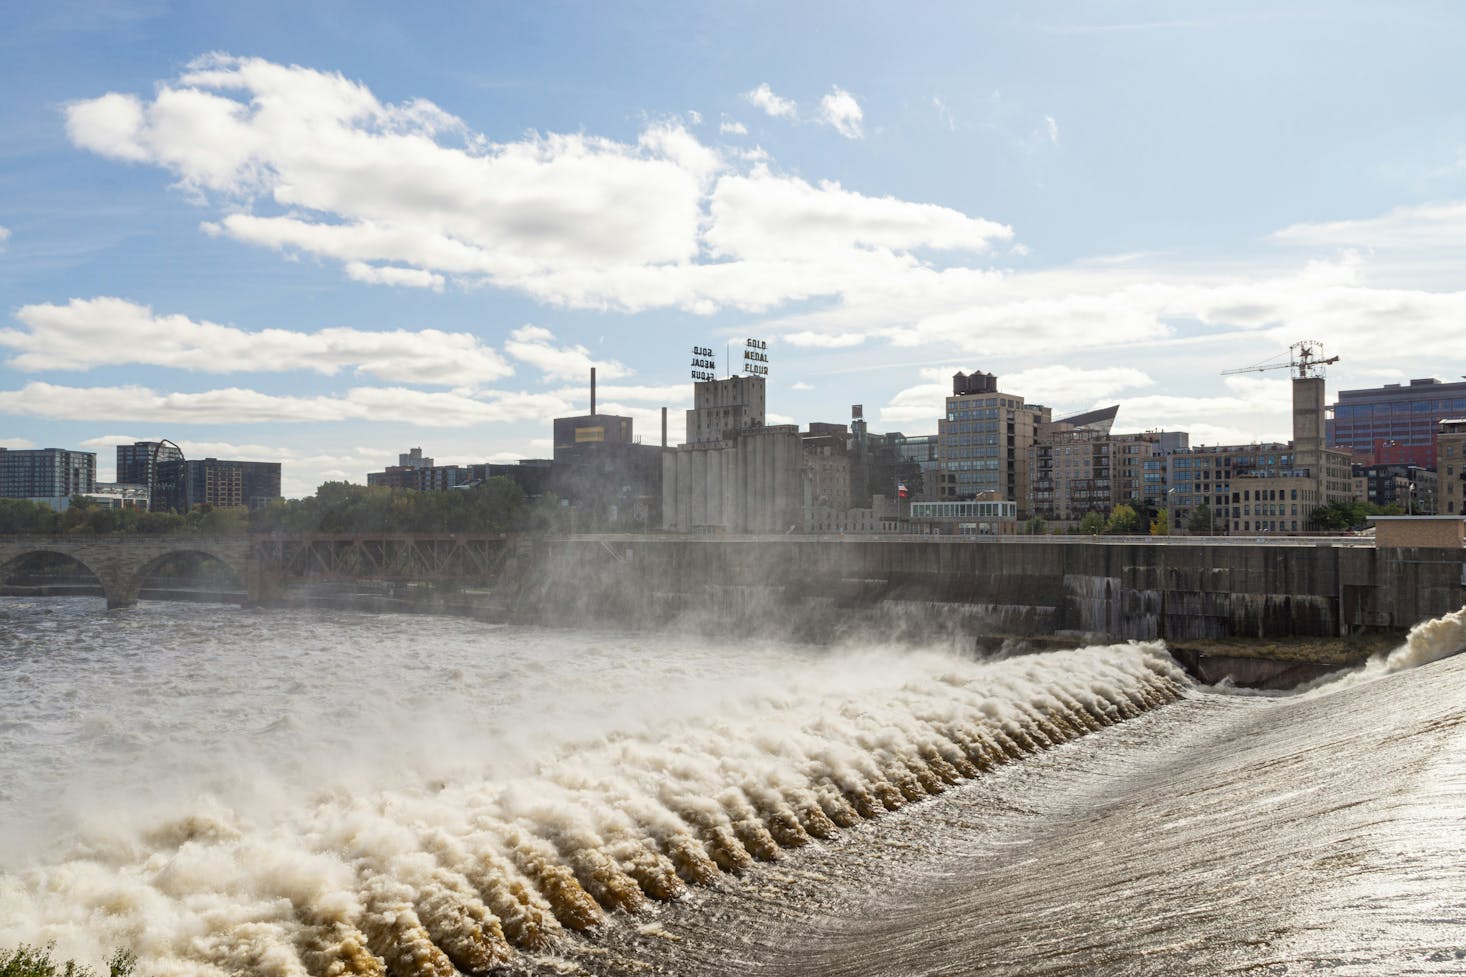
1221;340;1339;379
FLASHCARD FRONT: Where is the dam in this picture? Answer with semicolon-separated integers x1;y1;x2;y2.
515;535;1466;642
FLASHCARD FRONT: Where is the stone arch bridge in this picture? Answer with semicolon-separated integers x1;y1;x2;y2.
0;536;252;609
0;534;509;609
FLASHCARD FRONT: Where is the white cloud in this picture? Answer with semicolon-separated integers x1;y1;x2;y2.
503;325;631;382
1044;115;1060;145
743;83;796;120
705;167;1013;259
1270;200;1466;250
0;436;37;449
0;381;570;427
878;367;961;430
720;117;748;136
1000;365;1153;408
782;331;866;348
343;261;446;290
2;297;513;385
549;382;690;404
687;109;703;126
65;56;1029;320
791;381;813;391
0;225;10;248
818;87;864;139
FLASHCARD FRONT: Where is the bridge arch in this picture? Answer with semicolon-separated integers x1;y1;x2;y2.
130;548;249;603
0;548;106;598
0;537;253;609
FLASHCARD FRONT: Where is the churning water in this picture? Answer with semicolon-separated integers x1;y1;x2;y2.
1;598;1463;976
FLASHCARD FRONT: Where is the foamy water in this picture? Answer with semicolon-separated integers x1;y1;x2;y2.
0;599;1183;975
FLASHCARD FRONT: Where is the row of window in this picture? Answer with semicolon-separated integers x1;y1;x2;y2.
1334;399;1466;417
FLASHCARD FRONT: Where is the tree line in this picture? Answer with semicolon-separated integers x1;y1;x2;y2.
0;478;548;537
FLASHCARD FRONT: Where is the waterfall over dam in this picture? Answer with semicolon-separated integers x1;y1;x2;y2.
1;598;1463;975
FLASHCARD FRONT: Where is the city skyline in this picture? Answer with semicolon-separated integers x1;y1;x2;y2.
4;2;1466;498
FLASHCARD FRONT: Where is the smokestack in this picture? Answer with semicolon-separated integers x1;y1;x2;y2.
590;367;597;416
662;407;668;447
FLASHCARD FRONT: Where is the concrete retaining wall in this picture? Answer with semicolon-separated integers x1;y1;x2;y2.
516;537;1466;643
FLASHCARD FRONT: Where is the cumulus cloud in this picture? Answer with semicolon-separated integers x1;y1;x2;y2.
705;167;1012;259
503;325;631;381
720;117;748;136
0;225;10;248
1044;115;1060;145
2;297;513;385
66;56;1018;318
819;87;864;139
744;83;796;120
0;436;37;449
0;381;569;427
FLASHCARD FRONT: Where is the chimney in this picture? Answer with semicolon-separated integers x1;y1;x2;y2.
662;407;668;447
590;367;597;416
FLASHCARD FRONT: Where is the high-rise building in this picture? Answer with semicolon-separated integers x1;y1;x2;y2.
116;440;184;511
937;371;1050;515
1328;377;1466;467
154;458;282;511
0;448;96;508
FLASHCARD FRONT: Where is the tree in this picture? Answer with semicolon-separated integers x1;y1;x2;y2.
1024;515;1047;535
1150;509;1170;536
1186;503;1213;534
1104;503;1142;535
1076;511;1106;535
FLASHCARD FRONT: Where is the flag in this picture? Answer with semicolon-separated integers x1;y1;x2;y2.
897;482;909;499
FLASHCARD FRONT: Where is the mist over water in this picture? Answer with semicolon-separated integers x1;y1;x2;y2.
2;597;1463;976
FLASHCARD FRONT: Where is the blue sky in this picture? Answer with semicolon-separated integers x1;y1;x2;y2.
3;1;1466;496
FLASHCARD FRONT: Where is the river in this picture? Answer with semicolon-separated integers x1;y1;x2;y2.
1;597;1463;975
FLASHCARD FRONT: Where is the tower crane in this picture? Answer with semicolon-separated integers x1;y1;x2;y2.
1221;340;1339;379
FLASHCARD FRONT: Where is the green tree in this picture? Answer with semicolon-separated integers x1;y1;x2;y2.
1076;511;1106;535
1104;503;1142;535
1151;509;1170;536
1024;515;1047;535
1186;503;1213;534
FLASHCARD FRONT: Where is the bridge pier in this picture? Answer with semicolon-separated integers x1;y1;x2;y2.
97;568;141;609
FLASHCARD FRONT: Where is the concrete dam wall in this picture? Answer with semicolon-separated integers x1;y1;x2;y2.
516;537;1466;643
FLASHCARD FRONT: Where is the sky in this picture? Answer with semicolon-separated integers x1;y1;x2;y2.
3;1;1466;498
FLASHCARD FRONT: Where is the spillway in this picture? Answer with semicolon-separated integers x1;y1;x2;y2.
1;598;1462;975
